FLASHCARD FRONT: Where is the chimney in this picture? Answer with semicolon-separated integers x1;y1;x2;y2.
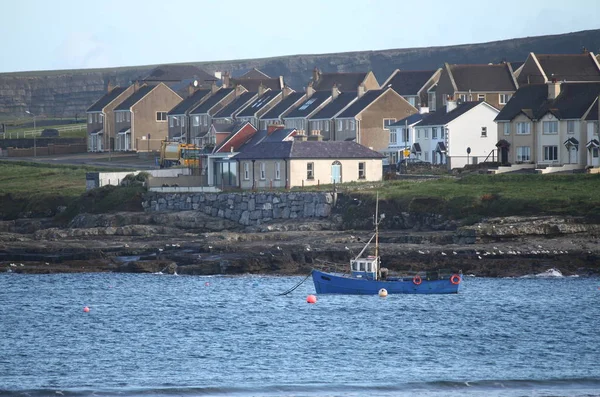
419;106;430;114
268;124;284;135
188;82;195;97
211;81;219;94
222;72;230;88
295;131;308;141
308;131;323;141
357;83;366;98
230;146;234;153
332;84;340;100
312;67;320;84
107;81;115;93
306;85;315;98
214;71;222;80
547;79;561;99
133;80;141;92
446;96;457;113
258;83;267;97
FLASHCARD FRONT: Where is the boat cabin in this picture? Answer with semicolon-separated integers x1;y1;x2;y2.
350;256;379;280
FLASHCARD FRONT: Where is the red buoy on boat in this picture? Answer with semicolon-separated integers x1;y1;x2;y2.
83;306;90;313
306;294;317;304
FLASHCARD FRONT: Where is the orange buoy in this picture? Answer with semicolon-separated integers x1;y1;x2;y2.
83;306;90;313
413;275;422;285
306;294;317;304
378;288;388;297
450;274;461;285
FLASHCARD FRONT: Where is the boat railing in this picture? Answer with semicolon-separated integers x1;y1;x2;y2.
313;260;348;275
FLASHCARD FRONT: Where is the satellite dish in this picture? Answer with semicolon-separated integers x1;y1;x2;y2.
193;80;198;87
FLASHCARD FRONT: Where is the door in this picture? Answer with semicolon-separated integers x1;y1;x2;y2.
500;147;509;165
331;161;342;184
569;146;577;164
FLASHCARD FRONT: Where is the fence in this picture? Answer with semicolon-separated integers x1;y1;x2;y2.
2;124;85;139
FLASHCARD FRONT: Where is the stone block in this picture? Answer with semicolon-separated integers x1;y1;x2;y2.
304;202;316;217
262;210;273;218
316;203;330;217
239;211;250;225
248;198;256;211
218;209;224;218
282;207;291;218
262;202;272;210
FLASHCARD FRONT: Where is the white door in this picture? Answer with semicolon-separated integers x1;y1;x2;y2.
569;146;577;164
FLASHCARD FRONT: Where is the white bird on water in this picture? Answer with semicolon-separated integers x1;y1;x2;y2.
418;250;425;254
441;252;447;256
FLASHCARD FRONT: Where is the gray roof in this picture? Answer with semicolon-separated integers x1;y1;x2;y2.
417;101;481;126
337;89;390;118
263;128;296;142
261;92;305;119
389;113;427;127
114;86;154;111
309;93;357;120
143;64;214;82
213;92;258;119
536;54;600;82
312;71;368;92
87;87;127;112
233;140;384;160
232;77;282;92
237;68;271;79
586;98;599;121
447;63;517;92
385;70;437;96
189;89;234;115
167;89;211;115
496;82;600;121
236;90;281;117
285;91;332;118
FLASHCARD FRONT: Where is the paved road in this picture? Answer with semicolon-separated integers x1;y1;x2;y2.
0;152;159;170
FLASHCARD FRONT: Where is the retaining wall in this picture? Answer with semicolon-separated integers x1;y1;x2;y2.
142;192;335;225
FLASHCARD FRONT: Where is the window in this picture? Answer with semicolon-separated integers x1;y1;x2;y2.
458;94;467;102
349;120;356;130
516;122;531;134
193;116;200;127
99;114;103;123
503;122;510;135
337;120;343;130
260;162;266;180
323;122;329;132
425;129;429;139
478;94;486;101
428;92;436;111
481;127;487;137
358;162;366;179
244;163;249;180
424;151;429;161
181;116;185;127
408;97;416;106
593;148;599;158
543;121;558;134
390;131;397;144
275;162;281;180
169;117;174;127
403;128;409;142
567;121;575;134
499;94;511;105
88;114;93;124
307;162;314;180
417;129;421;139
383;119;396;130
298;98;316;110
432;127;437;139
126;112;130;122
517;146;531;162
156;111;167;121
544;146;558;161
441;128;446;139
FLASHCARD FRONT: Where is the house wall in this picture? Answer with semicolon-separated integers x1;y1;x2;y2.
131;84;182;150
534;113;584;166
309;119;333;139
114;110;132;150
239;159;289;189
356;90;417;151
363;72;380;90
289;158;382;187
418;69;441;107
284;118;308;132
455;91;513;109
500;114;535;163
102;86;135;150
586;121;600;167
517;55;546;86
446;103;499;169
215;124;257;153
435;67;456;110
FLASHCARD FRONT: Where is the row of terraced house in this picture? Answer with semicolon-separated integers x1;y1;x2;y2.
87;51;600;177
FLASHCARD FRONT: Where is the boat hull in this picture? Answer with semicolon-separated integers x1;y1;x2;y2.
312;270;461;295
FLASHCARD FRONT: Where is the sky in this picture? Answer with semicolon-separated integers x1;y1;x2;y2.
1;0;599;73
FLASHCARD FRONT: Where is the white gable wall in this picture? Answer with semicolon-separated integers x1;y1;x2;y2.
446;103;499;169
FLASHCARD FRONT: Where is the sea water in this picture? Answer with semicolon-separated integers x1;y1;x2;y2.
0;273;599;397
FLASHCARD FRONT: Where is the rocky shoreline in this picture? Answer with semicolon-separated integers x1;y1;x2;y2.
1;211;599;278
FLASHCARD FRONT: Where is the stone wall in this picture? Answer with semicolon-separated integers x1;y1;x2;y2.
142;192;335;225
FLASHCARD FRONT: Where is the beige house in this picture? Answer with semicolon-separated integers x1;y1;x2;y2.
494;81;600;169
113;82;182;151
516;52;600;86
308;68;379;92
86;83;135;152
233;139;384;189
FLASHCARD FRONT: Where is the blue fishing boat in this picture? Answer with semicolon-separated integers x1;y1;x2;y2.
312;195;462;295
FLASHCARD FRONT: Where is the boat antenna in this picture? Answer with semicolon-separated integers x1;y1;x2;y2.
375;192;379;259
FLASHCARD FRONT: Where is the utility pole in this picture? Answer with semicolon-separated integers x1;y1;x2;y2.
25;110;36;157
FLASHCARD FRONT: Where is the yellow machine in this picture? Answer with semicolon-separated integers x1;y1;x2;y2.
159;141;201;168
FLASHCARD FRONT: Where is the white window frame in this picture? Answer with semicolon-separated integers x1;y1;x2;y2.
516;122;531;135
567;120;575;134
432;127;438;139
307;162;314;180
181;116;185;127
126;112;130;122
259;162;266;180
425;129;429;139
275;162;281;180
193;116;200;127
481;127;487;137
516;146;531;162
383;118;396;130
88;114;93;124
424;151;429;161
477;94;486;101
408;97;416;106
358;162;366;179
169;116;174;127
99;113;103;123
390;131;397;144
499;94;510;105
593;148;599;158
458;94;467;102
349;120;356;130
503;122;510;135
244;163;249;180
337;120;343;130
403;128;409;142
543;145;558;161
543;121;558;134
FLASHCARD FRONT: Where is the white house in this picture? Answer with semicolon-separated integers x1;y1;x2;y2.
415;101;500;169
384;112;428;164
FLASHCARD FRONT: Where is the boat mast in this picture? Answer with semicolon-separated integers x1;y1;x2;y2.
375;192;379;259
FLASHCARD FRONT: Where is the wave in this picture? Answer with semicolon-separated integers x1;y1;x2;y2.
520;268;566;278
3;378;600;397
